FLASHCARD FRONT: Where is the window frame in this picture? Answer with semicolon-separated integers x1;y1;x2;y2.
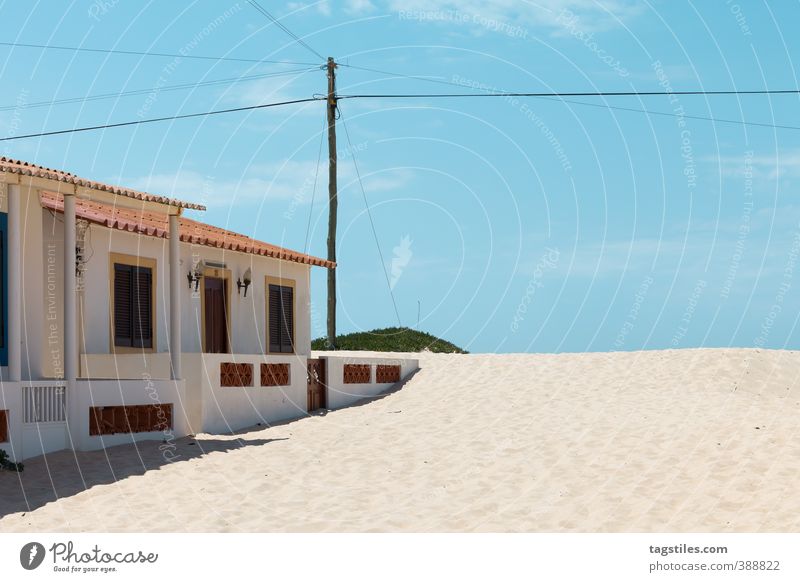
109;252;157;354
265;276;296;355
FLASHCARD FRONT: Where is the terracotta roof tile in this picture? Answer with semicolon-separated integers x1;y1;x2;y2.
40;191;334;269
1;156;205;211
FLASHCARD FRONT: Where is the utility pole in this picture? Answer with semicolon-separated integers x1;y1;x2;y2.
326;56;338;349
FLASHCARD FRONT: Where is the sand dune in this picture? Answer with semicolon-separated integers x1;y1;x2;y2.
2;348;800;532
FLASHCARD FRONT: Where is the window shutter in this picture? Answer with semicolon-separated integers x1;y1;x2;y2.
114;264;133;347
132;267;153;348
268;285;282;353
114;263;153;349
268;284;294;353
279;285;294;353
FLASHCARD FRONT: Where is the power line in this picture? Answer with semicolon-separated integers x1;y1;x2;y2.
246;1;325;62
0;40;321;66
338;89;800;99
341;67;800;99
5;86;800;143
339;66;800;130
338;105;402;327
0;97;324;142
0;67;317;113
538;96;800;131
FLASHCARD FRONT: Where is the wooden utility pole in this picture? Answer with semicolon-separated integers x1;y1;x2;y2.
326;56;338;348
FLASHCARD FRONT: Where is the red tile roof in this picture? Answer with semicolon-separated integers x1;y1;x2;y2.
40;191;335;269
1;156;205;210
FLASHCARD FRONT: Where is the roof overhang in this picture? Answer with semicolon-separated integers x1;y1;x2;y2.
40;191;335;269
1;156;205;211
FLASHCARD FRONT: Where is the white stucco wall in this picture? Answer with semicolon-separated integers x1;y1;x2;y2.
72;378;188;452
40;208;64;380
1;182;320;459
183;352;308;435
23;184;47;381
321;355;420;409
23;192;313;384
3;375;189;461
179;239;312;357
0;182;49;381
79;221;313;363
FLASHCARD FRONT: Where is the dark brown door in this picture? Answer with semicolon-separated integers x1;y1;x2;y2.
204;277;228;353
307;358;327;411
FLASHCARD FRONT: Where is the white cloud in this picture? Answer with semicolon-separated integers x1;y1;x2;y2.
287;0;379;16
287;1;331;16
283;0;641;30
126;162;321;208
711;150;800;181
346;0;376;14
124;159;412;209
389;0;642;32
218;67;319;109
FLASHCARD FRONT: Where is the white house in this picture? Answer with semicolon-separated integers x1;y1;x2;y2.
0;157;417;462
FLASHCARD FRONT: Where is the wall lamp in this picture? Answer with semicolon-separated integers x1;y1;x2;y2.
237;268;252;297
187;262;203;291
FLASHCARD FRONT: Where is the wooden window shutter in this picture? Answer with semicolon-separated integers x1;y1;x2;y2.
114;264;133;347
132;267;153;348
268;285;282;353
114;263;153;348
279;285;294;353
268;284;294;353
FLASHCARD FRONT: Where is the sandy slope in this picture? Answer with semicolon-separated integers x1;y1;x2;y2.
2;348;800;532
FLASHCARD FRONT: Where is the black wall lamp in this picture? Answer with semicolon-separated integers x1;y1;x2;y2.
187;263;203;291
237;268;252;297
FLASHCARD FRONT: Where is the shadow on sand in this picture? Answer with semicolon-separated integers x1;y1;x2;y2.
0;434;287;518
322;368;421;411
0;368;420;519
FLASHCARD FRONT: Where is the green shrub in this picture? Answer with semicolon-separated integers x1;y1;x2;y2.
0;449;24;472
312;327;467;353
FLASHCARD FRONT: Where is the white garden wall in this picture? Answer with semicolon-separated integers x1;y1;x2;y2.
72;378;188;452
321;355;419;409
183;353;309;435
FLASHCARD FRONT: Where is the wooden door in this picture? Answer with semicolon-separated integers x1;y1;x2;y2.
307;358;327;412
204;277;228;353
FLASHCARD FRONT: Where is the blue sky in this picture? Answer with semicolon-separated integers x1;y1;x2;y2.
2;1;799;353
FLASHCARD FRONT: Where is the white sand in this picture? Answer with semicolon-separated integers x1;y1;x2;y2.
2;348;800;532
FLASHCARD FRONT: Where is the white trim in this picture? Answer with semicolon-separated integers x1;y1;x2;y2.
64;193;78;442
7;184;21;381
169;214;182;380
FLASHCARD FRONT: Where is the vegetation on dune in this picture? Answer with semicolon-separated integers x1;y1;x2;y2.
312;327;467;353
0;450;23;472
